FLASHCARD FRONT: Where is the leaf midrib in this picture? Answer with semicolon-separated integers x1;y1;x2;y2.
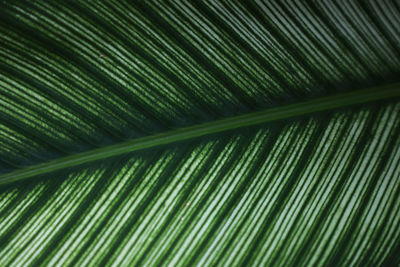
1;83;400;185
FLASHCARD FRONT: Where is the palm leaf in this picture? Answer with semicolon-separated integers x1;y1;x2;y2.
0;1;399;266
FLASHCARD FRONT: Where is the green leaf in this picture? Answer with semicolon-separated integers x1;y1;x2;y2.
0;1;399;266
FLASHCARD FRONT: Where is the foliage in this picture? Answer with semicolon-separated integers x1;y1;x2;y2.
0;1;400;266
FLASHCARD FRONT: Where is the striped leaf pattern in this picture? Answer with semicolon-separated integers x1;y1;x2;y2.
0;1;400;266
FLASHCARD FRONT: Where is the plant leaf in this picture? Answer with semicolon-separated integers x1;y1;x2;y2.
0;1;400;266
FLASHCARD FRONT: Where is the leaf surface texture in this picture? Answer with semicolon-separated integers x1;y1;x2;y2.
0;1;400;266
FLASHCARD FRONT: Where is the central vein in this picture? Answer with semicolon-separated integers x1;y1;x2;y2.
1;83;399;185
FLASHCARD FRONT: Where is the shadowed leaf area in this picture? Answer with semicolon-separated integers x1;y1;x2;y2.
0;1;400;266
